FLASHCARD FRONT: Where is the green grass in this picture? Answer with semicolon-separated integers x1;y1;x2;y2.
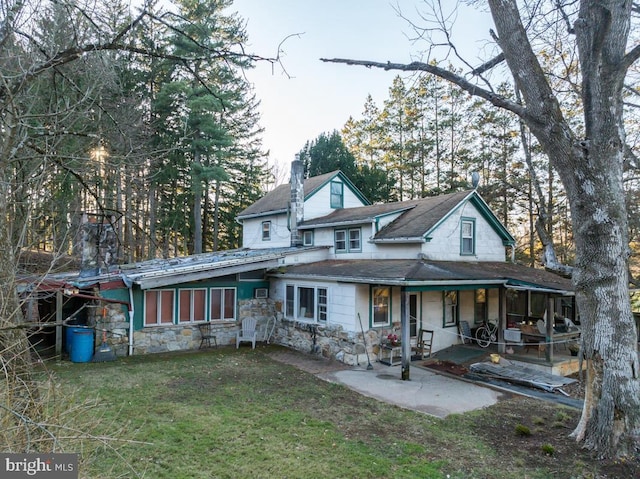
44;347;590;478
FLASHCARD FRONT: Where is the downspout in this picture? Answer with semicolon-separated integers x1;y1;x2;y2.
128;286;135;356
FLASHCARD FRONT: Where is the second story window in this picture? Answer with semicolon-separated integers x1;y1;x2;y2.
335;228;361;253
262;221;271;241
335;230;347;252
330;181;343;208
349;229;361;251
460;218;475;255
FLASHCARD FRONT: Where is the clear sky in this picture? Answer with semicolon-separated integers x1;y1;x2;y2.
228;1;494;182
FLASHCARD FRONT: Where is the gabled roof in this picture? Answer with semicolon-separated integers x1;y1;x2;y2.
236;170;369;220
302;190;515;245
374;191;472;241
274;259;573;293
299;201;416;228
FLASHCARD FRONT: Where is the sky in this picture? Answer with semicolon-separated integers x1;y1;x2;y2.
227;1;495;182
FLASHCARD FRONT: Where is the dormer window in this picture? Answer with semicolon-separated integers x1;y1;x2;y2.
460;218;475;255
330;181;343;208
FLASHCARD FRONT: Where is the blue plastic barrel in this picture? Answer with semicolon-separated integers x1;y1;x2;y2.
70;329;94;363
66;326;86;355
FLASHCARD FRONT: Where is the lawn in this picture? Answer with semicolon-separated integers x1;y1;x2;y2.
47;346;637;478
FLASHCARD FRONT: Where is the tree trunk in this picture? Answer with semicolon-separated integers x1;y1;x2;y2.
320;0;640;460
488;0;640;457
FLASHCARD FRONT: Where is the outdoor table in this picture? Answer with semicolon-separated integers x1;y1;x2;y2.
378;344;402;366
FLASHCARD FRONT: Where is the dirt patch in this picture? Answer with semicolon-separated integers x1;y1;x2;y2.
464;396;638;479
422;359;468;376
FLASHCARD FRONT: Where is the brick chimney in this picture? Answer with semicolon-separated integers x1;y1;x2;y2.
290;156;304;247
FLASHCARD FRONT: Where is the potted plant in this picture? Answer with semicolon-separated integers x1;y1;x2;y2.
386;333;400;347
568;342;580;356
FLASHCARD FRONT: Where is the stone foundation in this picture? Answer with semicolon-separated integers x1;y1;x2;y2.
271;318;404;365
272;317;372;365
95;303;130;357
122;298;279;355
96;297;403;362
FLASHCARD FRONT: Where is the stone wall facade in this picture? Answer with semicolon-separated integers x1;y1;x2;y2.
123;298;279;355
271;317;389;366
97;296;396;363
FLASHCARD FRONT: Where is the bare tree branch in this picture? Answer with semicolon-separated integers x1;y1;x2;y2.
319;57;537;123
471;53;505;75
623;44;640;72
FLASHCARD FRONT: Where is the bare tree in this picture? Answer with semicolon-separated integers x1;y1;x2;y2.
0;0;278;453
323;0;640;459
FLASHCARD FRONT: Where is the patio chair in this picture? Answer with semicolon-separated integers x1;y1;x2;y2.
458;320;472;345
412;329;434;360
236;317;257;349
198;323;217;349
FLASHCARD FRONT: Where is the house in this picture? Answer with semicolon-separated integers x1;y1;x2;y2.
235;160;576;366
19;160;575;371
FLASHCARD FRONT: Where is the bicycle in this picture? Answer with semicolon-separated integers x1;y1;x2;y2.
475;319;498;348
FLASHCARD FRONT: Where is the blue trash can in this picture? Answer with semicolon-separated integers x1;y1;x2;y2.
70;329;94;363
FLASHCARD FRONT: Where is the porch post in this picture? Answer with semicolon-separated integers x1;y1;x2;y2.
498;287;506;354
400;288;410;380
55;290;63;357
546;296;554;362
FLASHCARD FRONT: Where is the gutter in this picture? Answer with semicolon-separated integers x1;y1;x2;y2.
505;284;574;296
236;209;288;221
371;237;425;244
271;272;508;287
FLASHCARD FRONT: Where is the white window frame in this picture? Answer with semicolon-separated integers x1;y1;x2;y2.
460;218;475;255
330;181;343;208
335;228;361;253
285;284;329;323
443;290;458;327
262;221;271;241
302;230;314;246
178;288;207;323
334;230;347;252
144;289;175;326
318;288;328;322
209;287;237;322
372;286;391;327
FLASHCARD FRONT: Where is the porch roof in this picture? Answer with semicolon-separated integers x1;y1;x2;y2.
271;259;574;293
